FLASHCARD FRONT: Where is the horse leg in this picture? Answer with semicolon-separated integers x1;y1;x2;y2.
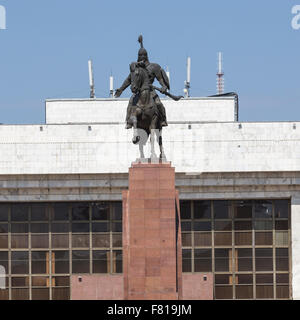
156;129;166;160
132;108;142;145
150;116;158;159
139;142;145;159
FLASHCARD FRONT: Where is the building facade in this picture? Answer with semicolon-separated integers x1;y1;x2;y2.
0;97;298;299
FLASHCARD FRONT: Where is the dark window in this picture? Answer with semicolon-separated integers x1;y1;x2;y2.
72;250;90;273
51;203;69;221
31;204;49;221
180;201;191;219
92;202;109;220
71;203;89;221
254;200;273;219
233;201;252;219
112;202;122;220
194;201;211;219
11;204;29;221
274;200;289;218
0;204;9;222
213;201;230;219
194;249;212;272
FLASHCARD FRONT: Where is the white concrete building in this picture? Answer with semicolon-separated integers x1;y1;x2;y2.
0;96;296;300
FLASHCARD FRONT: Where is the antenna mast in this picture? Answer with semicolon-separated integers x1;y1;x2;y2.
216;52;224;95
184;57;191;98
109;74;114;98
88;59;95;98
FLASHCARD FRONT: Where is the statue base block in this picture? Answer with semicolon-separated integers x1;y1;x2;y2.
122;161;182;300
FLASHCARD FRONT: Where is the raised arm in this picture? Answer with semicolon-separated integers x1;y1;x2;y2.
115;74;131;97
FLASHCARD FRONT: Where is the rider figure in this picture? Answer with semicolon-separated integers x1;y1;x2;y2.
115;35;169;129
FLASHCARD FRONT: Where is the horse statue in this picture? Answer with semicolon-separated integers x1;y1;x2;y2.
128;62;165;160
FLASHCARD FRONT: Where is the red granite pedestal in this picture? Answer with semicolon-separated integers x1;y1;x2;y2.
122;161;182;300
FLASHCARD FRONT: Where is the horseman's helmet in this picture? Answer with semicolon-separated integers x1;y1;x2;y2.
137;35;149;63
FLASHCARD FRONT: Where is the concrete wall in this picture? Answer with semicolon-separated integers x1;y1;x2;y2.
45;97;236;124
0;121;300;174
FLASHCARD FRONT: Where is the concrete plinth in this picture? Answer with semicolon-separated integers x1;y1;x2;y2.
122;160;182;300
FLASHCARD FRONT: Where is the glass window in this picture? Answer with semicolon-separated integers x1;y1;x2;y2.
182;233;192;247
233;201;252;219
255;232;273;245
235;232;252;246
53;251;69;274
254;200;272;219
92;234;110;248
194;249;212;272
72;234;90;248
93;250;109;273
276;286;289;299
236;249;252;272
92;222;109;233
276;273;289;284
11;204;29;221
11;235;28;249
51;223;69;233
52;234;69;248
255;220;272;230
31;223;49;233
53;276;70;287
52;287;69;300
255;249;273;272
256;273;273;284
112;250;122;273
236;274;253;284
181;221;191;232
112;202;122;220
31;204;49;221
72;223;89;233
32;234;49;249
51;203;69;221
274;200;289;218
215;249;231;272
31;251;47;274
234;221;252;231
194;221;211;231
182;249;192;272
256;285;273;299
214;233;232;246
194;201;211;219
0;252;8;272
213;201;230;219
0;204;9;222
276;248;289;271
112;233;122;247
215;221;232;231
11;223;28;233
11;288;29;300
180;201;191;219
71;203;89;221
92;202;109;220
275;221;288;231
235;286;253;299
194;232;211;247
72;250;90;273
32;288;49;300
0;224;8;233
11;252;29;274
112;222;122;232
11;277;29;287
0;235;8;249
215;286;233;299
215;274;231;285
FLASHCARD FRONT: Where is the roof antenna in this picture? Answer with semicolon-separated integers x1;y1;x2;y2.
109;72;114;98
216;52;224;94
184;57;191;98
88;59;95;99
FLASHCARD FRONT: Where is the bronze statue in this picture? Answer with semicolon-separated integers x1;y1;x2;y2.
115;35;183;159
115;35;170;128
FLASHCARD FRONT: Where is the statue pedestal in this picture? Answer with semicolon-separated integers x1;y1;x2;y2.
122;161;182;300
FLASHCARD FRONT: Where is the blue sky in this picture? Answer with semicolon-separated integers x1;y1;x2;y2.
0;0;300;123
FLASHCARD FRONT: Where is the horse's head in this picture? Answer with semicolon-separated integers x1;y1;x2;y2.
130;62;146;94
